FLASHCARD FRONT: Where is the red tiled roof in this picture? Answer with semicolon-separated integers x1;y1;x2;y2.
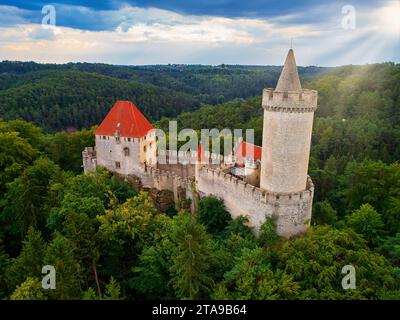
197;143;205;162
235;141;262;165
95;101;154;138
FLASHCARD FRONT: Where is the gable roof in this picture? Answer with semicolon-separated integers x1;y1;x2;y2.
235;141;262;165
95;101;154;138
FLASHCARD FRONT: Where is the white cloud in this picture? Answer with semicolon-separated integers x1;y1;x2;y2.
0;2;398;66
0;5;32;26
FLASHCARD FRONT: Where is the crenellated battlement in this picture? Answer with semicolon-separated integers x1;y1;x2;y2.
262;88;318;112
199;166;314;204
197;165;314;238
146;165;188;183
157;149;231;165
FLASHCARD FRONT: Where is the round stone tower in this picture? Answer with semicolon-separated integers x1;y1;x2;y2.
260;49;317;193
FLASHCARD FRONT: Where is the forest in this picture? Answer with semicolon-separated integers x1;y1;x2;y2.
0;61;399;300
0;61;325;132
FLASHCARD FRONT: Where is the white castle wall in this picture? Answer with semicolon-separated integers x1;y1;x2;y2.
196;166;314;238
95;134;144;175
94;130;157;176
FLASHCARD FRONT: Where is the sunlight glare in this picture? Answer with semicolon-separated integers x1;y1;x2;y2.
377;1;400;36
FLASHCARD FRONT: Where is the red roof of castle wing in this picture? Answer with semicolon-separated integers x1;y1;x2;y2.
235;141;262;165
95;101;154;138
197;143;206;162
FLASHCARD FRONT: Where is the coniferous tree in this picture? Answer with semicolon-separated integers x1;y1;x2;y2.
170;212;215;299
6;227;46;290
44;232;82;300
10;277;47;300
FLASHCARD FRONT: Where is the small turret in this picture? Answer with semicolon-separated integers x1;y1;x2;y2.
244;158;260;187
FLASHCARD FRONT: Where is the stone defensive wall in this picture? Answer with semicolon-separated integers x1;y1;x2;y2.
196;166;314;238
262;88;318;112
133;165;197;212
157;150;231;165
82;147;97;173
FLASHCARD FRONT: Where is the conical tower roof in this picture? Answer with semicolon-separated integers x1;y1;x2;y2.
275;49;302;92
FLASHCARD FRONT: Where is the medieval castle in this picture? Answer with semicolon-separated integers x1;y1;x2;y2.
82;49;318;238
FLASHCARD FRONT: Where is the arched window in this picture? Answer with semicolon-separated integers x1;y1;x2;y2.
124;147;130;156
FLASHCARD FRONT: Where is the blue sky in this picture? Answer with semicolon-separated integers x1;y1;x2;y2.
0;0;398;66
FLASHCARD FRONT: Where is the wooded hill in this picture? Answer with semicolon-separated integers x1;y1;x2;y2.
0;61;326;131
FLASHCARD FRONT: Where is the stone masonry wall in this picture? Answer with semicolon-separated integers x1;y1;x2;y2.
196;166;314;238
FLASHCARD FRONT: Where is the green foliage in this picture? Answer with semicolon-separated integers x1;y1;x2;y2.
44;232;82;299
82;287;98;300
1;158;64;242
0;130;36;195
346;204;384;245
223;216;254;240
213;248;299;299
10;277;47;300
129;214;176;299
272;226;399;299
170;212;215;299
198;196;232;235
6;228;46;290
312;200;338;225
46;128;95;173
376;233;400;266
131;245;173;299
63;210;100;285
259;217;279;247
0;240;10;298
97;192;157;286
103;277;123;300
341;161;400;235
0;118;46;151
97;192;157;245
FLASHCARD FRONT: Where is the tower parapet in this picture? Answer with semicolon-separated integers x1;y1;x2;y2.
262;88;317;113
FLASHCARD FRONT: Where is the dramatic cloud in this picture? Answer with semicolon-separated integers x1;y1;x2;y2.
0;1;398;66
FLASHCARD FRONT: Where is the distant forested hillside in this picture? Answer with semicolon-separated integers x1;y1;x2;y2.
0;70;198;132
0;61;326;131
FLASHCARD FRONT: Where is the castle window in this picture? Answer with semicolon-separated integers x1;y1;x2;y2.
115;161;121;169
283;91;289;99
144;145;147;153
124;147;130;156
103;136;106;140
128;138;131;142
